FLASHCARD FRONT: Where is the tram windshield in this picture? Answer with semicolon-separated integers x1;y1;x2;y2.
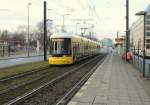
51;38;71;55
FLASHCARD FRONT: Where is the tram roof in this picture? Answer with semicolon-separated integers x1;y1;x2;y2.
50;32;75;38
50;32;100;45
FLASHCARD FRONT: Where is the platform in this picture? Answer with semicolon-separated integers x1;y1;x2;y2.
0;56;44;68
68;54;150;105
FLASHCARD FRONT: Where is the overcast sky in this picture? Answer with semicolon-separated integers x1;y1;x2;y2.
0;0;150;40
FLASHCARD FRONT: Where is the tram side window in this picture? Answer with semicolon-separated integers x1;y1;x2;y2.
147;15;150;19
146;44;150;49
64;38;71;55
72;42;80;56
146;39;150;43
49;40;53;54
55;41;57;53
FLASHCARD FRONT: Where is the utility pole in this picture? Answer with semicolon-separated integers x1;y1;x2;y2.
44;1;47;61
126;0;129;61
87;23;94;39
27;3;31;57
82;21;88;37
76;22;80;34
62;14;70;32
117;31;119;38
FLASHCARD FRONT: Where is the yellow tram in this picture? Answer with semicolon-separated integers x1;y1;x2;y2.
48;33;100;65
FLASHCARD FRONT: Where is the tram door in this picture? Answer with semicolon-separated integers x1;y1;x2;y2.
52;39;64;55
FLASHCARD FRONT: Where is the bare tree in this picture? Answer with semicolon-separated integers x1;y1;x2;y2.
0;29;10;42
11;33;25;46
36;21;44;45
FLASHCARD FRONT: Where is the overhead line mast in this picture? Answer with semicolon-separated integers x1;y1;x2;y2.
44;1;47;61
126;0;129;61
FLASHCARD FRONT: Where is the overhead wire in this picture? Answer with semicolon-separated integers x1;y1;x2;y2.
49;0;81;30
31;0;66;22
30;0;63;16
31;0;44;8
86;0;101;26
31;0;97;32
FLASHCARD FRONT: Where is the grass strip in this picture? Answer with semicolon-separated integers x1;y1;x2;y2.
0;61;49;79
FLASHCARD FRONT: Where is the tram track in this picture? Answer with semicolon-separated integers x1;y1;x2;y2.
0;67;59;94
55;54;106;105
0;66;62;104
3;54;106;105
0;66;50;83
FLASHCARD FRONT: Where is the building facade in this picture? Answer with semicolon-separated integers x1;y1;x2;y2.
101;38;113;47
115;37;125;55
130;13;150;57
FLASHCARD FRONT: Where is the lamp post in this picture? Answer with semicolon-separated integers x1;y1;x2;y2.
87;23;93;39
27;3;31;57
62;13;70;32
47;19;53;26
135;11;147;77
126;0;129;61
44;1;47;61
80;28;84;37
46;19;53;55
47;19;53;37
90;24;94;39
76;22;80;34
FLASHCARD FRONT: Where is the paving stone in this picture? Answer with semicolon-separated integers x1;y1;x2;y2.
68;54;150;105
72;95;95;103
93;104;107;105
130;100;142;105
143;101;150;105
108;98;119;103
76;102;91;105
119;102;132;105
68;101;77;105
107;102;119;105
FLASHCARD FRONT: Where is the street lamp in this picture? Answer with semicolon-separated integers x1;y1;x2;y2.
80;28;84;37
76;22;80;34
27;2;31;57
62;13;70;32
135;11;147;77
80;27;88;37
47;19;53;25
46;9;53;36
47;19;53;36
88;24;94;39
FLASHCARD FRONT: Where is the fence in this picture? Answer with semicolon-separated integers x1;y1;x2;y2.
0;43;9;56
132;55;150;78
0;40;44;59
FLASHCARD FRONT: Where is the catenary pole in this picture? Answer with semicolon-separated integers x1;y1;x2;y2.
44;1;47;61
126;0;129;61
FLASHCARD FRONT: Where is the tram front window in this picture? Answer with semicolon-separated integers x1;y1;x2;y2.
51;38;71;56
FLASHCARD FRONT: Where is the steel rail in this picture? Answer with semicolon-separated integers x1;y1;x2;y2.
0;66;50;83
55;55;106;105
4;54;104;105
0;67;59;95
